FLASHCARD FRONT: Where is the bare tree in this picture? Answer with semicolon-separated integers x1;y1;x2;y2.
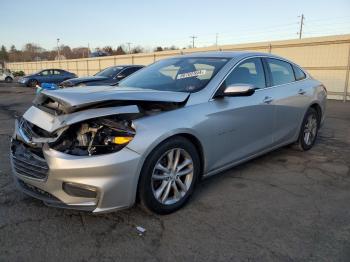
115;45;126;55
131;46;144;54
154;46;163;52
0;45;8;61
102;46;113;55
59;45;73;59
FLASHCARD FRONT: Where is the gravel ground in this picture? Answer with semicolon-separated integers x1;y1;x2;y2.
0;82;349;262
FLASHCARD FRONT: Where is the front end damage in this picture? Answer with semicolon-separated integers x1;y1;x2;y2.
10;87;189;212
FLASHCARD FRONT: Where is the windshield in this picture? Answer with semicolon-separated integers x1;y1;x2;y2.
118;57;229;92
95;67;123;78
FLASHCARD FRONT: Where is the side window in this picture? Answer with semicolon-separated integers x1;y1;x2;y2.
121;67;141;77
293;65;306;81
224;58;266;89
40;70;49;76
267;58;295;86
54;70;61;75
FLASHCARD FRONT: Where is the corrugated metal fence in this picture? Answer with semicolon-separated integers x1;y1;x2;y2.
6;34;350;101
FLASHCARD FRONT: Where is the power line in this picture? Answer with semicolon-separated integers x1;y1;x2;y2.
190;35;197;48
298;14;305;39
130;16;349;49
306;15;350;23
126;42;132;53
56;38;60;60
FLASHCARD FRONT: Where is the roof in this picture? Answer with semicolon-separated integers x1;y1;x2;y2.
109;65;144;68
178;51;269;58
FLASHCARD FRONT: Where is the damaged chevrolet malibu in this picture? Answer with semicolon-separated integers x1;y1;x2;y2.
10;51;327;214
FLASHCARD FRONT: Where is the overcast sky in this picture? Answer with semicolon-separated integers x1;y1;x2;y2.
1;0;349;51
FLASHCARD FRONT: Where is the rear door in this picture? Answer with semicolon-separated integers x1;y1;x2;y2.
264;58;309;146
52;70;67;83
38;70;53;83
207;57;276;171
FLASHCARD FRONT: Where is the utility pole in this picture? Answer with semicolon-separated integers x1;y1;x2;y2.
87;43;90;58
56;38;60;60
126;42;132;54
298;14;305;39
215;33;219;47
190;35;197;48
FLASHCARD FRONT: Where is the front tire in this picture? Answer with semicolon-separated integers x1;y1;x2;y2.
28;79;39;87
296;107;319;151
138;136;200;215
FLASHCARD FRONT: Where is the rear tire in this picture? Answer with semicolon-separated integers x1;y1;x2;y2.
5;77;13;83
296;107;319;151
138;136;200;215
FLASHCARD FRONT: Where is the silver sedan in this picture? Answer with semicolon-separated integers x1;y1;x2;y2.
10;51;327;214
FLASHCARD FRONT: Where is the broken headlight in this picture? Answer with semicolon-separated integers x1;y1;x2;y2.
52;117;135;156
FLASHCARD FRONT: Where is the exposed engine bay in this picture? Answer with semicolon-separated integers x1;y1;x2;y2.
50;117;135;156
16;87;189;156
18;103;185;156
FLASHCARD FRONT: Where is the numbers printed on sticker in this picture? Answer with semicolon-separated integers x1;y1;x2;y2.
177;70;206;79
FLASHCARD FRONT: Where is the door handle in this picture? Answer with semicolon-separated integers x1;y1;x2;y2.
298;89;306;95
263;96;273;104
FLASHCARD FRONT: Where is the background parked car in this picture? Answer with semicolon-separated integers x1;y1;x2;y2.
0;69;14;82
18;69;77;87
60;65;144;87
89;50;110;57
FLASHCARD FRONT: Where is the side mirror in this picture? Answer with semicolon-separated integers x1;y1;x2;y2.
116;74;125;79
217;84;256;97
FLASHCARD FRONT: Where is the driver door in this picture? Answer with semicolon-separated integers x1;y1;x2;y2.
206;58;275;171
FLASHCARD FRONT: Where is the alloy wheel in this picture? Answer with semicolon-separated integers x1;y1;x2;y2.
151;148;194;205
303;114;318;146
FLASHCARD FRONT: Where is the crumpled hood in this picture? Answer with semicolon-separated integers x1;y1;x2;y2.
64;76;108;84
37;86;190;112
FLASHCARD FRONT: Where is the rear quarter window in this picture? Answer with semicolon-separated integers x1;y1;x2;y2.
267;58;295;86
293;65;307;81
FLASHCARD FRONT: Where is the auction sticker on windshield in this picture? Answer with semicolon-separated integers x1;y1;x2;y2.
177;70;206;79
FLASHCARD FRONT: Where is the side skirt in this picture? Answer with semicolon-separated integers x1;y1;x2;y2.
202;139;295;179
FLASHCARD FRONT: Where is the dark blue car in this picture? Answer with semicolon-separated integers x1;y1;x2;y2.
18;69;77;87
60;65;144;87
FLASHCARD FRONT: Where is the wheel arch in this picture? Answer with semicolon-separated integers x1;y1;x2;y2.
309;102;322;125
134;132;206;203
28;78;39;87
173;133;205;178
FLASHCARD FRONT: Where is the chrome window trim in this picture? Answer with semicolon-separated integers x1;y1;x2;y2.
112;68;126;79
112;66;141;79
112;67;127;79
210;55;310;100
